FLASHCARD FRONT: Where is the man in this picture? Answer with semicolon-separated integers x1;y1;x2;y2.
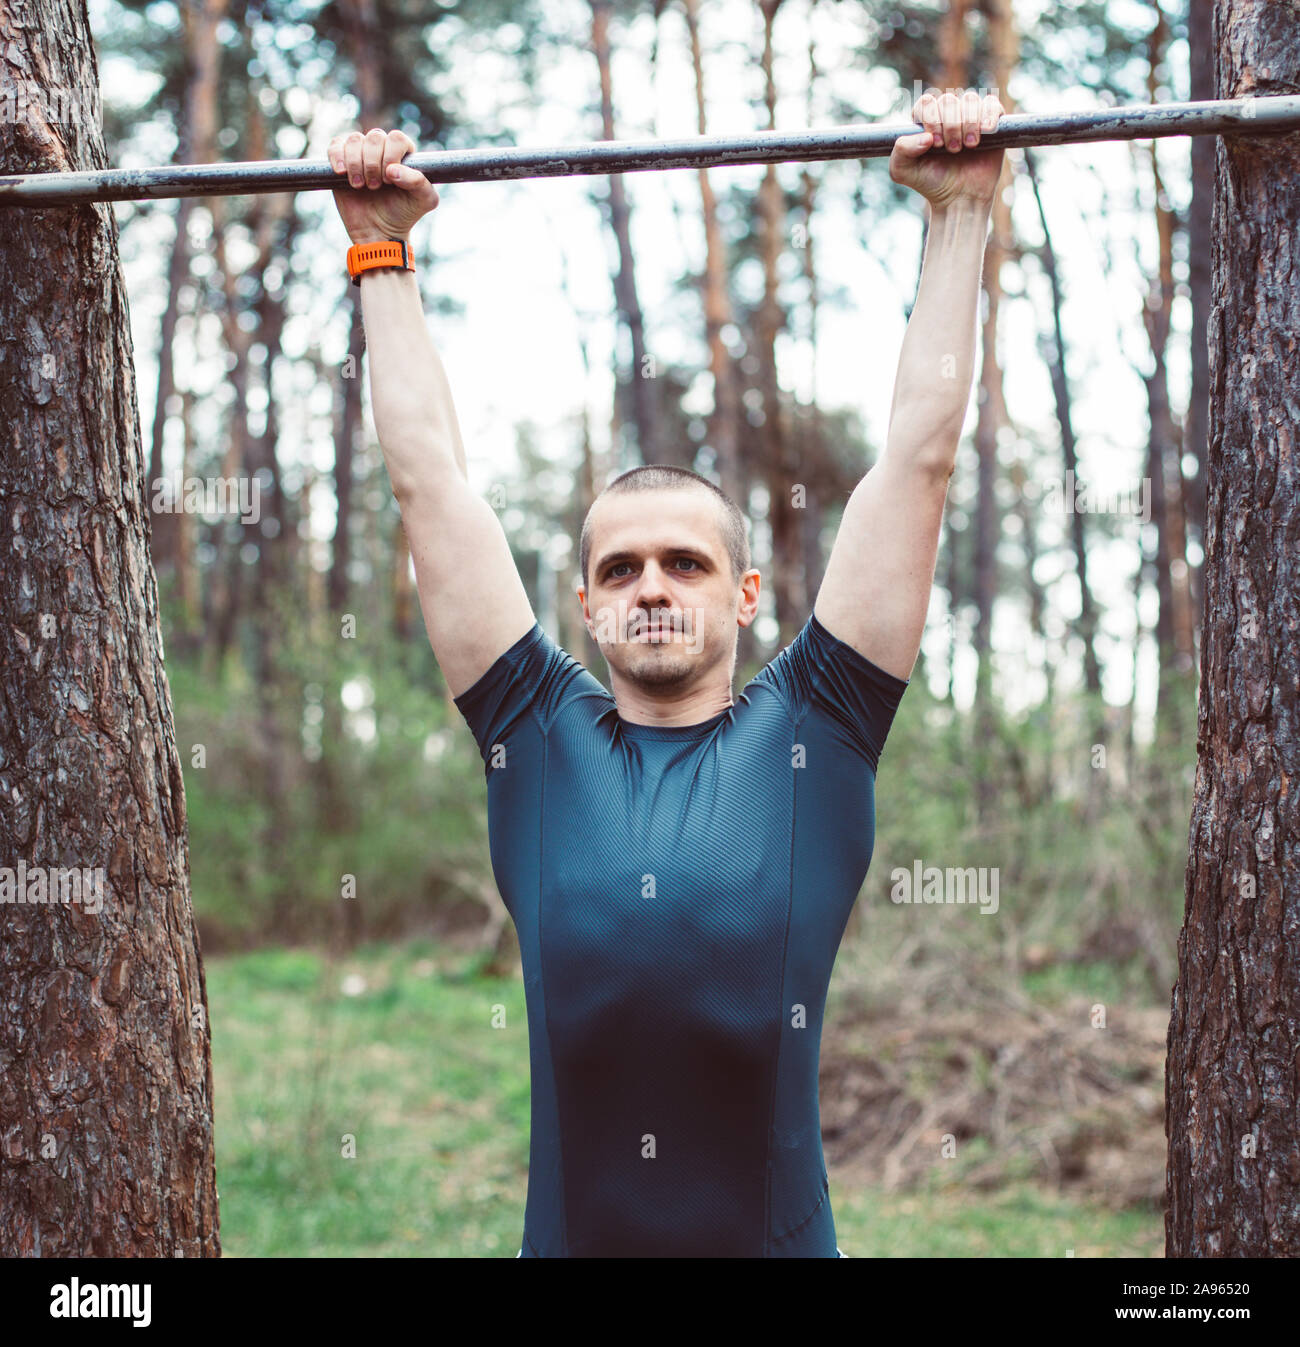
329;86;1005;1257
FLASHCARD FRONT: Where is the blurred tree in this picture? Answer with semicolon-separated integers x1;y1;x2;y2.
149;0;228;596
970;0;1017;724
590;0;661;467
755;0;806;648
1021;147;1103;698
682;0;742;506
1134;2;1195;738
1185;0;1212;610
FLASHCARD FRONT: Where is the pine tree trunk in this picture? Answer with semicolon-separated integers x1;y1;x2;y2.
203;166;260;673
683;0;742;504
943;520;960;705
0;0;219;1255
591;0;657;465
797;0;827;610
1022;148;1102;696
331;308;365;613
332;0;385;617
148;198;191;575
1140;8;1196;730
244;125;297;938
757;0;804;647
1185;0;1213;586
970;0;1018;715
555;235;600;670
174;390;200;655
393;525;414;642
939;0;972;88
149;0;228;575
1165;0;1300;1257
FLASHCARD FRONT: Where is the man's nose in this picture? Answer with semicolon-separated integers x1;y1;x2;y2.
632;562;673;604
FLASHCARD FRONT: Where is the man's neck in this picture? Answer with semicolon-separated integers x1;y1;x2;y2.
610;672;735;728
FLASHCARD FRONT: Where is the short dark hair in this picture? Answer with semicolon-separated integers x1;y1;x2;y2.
579;465;751;589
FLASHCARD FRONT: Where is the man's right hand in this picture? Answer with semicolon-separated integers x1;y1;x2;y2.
328;128;440;243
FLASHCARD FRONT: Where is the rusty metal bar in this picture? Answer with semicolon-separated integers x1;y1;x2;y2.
1;95;1299;207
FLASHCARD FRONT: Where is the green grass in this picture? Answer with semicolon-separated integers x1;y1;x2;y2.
209;940;529;1257
206;941;1163;1257
831;1184;1162;1257
1021;959;1155;1008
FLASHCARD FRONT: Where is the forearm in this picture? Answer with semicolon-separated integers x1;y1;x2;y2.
884;196;992;468
356;266;468;496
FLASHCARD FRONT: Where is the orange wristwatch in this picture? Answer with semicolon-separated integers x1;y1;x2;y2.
346;238;415;286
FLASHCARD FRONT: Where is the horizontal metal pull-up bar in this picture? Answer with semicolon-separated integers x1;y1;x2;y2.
2;94;1299;207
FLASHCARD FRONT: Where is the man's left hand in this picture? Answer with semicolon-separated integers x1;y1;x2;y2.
889;88;1006;209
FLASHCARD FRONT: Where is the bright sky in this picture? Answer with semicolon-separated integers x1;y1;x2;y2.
93;0;1197;735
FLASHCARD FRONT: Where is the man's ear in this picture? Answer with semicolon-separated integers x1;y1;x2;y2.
735;569;762;628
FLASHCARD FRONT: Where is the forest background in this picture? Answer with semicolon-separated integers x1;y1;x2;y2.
91;0;1206;1255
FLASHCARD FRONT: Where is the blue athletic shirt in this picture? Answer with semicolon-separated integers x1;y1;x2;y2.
453;612;908;1256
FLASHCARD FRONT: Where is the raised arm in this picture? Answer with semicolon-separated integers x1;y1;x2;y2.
328;128;535;696
814;89;1005;681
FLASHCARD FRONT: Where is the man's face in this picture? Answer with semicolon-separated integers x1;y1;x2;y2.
579;488;756;691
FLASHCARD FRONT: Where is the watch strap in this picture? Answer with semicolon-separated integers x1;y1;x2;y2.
347;238;414;286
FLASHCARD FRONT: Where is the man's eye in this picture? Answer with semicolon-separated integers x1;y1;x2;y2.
674;559;698;571
610;563;632;578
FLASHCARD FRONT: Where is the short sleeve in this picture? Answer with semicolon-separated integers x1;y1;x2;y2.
750;612;909;771
452;623;594;765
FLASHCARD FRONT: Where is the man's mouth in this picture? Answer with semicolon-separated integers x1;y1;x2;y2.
628;613;682;637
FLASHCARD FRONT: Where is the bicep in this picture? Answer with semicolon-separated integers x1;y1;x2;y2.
813;453;951;681
398;474;537;697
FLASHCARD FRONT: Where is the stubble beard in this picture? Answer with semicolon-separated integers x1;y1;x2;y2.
622;644;698;688
614;605;706;689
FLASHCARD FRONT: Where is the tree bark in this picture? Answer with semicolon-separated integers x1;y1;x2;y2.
0;0;219;1256
1166;0;1300;1257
